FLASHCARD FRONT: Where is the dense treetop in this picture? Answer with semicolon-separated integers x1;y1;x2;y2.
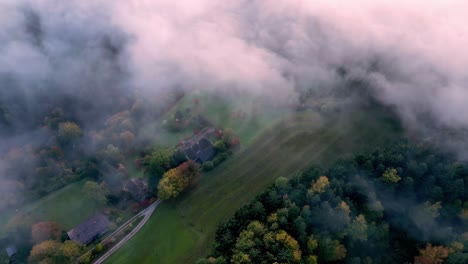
200;143;468;264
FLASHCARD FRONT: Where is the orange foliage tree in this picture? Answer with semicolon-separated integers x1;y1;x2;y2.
31;221;62;245
414;244;449;264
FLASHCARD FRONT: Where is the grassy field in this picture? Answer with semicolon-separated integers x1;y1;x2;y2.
101;204;199;263
0;179;105;236
159;92;288;146
106;106;403;264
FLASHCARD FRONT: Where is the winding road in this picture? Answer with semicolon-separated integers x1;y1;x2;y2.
93;200;161;264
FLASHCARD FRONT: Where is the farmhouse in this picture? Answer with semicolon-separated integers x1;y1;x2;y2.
67;213;109;245
179;128;216;163
123;178;148;202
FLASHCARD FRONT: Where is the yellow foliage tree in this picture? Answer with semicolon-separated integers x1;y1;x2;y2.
58;122;82;144
157;168;186;200
310;176;329;194
272;230;302;262
28;240;61;263
304;255;318;264
157;161;199;200
158;167;190;200
381;168;401;183
61;240;83;262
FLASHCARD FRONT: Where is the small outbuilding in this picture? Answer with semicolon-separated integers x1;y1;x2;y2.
123;178;148;202
67;213;109;245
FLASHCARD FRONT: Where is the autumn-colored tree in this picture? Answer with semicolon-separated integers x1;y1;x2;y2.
264;230;302;262
157;168;187;200
178;160;200;183
230;136;241;148
304;255;318;264
448;241;464;254
31;222;62;245
119;131;135;150
221;128;238;147
157;161;199;200
231;221;301;264
60;240;83;262
307;235;318;253
82;181;109;205
78;251;93;264
309;176;329;194
414;244;449;264
6;213;36;235
349;214;368;241
28;240;61;263
100;144;122;164
57;122;82;144
95;243;104;253
381;168;401;183
319;238;347;262
337;201;351;223
29;239;83;263
232;221;266;263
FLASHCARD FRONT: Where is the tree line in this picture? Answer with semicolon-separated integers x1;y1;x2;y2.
199;142;468;264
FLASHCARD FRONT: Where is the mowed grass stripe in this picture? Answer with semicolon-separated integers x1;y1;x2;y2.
188;129;338;227
192;132;340;230
177;115;330;215
192;125;340;211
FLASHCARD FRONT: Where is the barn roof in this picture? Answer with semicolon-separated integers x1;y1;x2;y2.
67;213;109;245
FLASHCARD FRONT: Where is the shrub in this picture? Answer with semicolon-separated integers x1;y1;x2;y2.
78;252;92;264
95;243;104;253
214;140;227;153
212;157;221;166
202;161;214;171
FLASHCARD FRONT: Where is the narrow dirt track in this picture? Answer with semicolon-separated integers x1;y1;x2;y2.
92;200;161;264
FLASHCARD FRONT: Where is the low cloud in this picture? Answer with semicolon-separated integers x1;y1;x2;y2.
1;0;468;173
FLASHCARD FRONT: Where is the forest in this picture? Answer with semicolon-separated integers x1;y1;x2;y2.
199;142;468;264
